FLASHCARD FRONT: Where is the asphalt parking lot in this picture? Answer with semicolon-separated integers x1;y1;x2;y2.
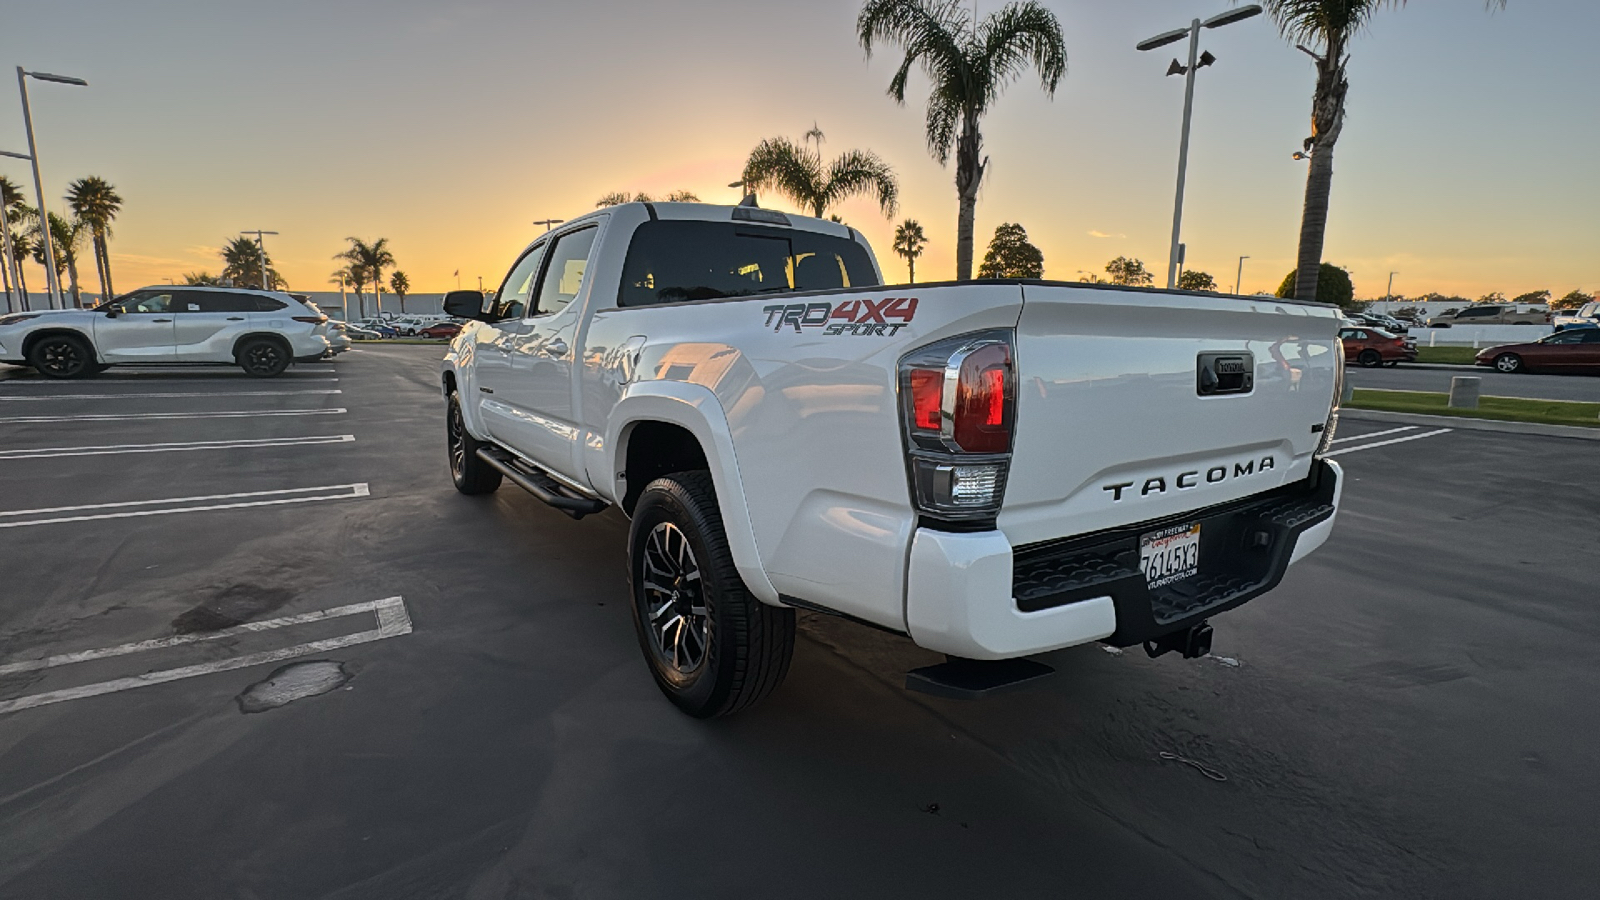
1;346;1596;899
1346;360;1600;402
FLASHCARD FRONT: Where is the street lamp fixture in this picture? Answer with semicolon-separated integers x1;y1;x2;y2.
1137;5;1262;290
532;218;563;232
17;66;89;309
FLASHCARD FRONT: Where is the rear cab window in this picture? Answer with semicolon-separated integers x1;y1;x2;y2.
617;221;879;308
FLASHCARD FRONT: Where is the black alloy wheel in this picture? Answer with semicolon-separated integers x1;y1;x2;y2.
446;392;502;494
238;338;290;377
1358;348;1383;368
28;335;93;379
629;472;795;718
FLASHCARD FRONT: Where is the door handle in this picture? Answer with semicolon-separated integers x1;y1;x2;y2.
543;339;568;357
152;318;172;323
227;317;245;321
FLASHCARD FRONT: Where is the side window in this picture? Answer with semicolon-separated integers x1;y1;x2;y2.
1352;330;1368;340
1581;330;1600;343
533;226;599;316
254;297;288;312
121;291;175;314
176;291;256;313
493;243;547;319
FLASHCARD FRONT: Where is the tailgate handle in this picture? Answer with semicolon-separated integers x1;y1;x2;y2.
1197;352;1254;396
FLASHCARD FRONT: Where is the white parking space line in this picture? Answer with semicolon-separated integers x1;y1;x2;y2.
0;377;339;387
0;597;411;715
0;389;341;402
0;407;348;424
0;434;355;461
0;483;370;529
1329;425;1416;445
1324;428;1453;457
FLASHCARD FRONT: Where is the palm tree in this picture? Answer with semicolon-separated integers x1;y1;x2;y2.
892;219;928;283
337;238;395;316
389;270;410;314
0;176;23;306
33;213;86;306
222;236;285;289
65;176;123;304
740;128;898;221
182;271;222;286
333;264;369;320
858;0;1066;281
6;203;36;307
596;189;701;207
1259;0;1507;301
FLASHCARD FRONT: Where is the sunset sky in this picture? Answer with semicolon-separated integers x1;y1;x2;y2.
2;0;1594;300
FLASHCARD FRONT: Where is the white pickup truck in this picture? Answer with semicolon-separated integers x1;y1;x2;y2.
439;202;1345;717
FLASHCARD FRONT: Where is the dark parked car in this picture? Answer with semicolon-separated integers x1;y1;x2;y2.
1340;327;1417;367
419;322;463;339
1475;328;1600;374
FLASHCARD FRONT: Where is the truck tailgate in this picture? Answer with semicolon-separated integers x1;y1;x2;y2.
998;284;1341;549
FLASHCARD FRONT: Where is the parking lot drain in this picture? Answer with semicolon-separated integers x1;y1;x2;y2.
174;585;296;634
237;661;350;713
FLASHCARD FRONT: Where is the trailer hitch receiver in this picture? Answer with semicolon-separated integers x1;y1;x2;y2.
1143;620;1213;660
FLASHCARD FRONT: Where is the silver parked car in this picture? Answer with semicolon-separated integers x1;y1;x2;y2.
0;286;331;379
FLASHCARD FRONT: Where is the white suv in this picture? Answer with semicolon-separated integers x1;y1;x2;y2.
0;286;331;379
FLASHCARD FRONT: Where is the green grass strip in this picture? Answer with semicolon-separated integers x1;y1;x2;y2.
1349;388;1600;429
1412;346;1479;365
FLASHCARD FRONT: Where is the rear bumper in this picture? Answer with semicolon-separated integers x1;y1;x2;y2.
905;459;1343;659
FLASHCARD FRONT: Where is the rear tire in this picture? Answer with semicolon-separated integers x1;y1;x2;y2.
28;334;95;379
237;337;290;377
446;392;502;494
1358;349;1382;368
629;471;794;718
1494;353;1523;374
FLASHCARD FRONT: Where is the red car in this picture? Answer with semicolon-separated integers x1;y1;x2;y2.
419;321;463;339
1339;326;1417;368
1475;327;1600;374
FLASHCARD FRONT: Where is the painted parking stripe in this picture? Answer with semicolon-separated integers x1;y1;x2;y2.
0;434;355;460
0;389;341;402
0;377;339;387
0;597;411;715
0;407;347;424
0;483;370;529
1329;425;1416;445
1324;428;1453;457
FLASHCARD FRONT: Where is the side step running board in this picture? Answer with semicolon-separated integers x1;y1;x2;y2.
476;447;608;520
905;657;1055;700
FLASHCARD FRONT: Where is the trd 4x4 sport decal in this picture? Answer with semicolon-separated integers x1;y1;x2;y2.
762;298;918;335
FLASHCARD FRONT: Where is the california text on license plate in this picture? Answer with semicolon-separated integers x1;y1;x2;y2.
1139;522;1201;589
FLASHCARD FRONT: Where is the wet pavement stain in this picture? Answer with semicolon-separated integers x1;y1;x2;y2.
237;660;351;713
172;584;295;634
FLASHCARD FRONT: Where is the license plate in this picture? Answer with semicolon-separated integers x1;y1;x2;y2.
1139;522;1201;589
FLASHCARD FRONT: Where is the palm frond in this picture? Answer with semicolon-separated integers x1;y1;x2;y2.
978;1;1066;106
741;137;825;213
823;148;900;218
859;0;972;105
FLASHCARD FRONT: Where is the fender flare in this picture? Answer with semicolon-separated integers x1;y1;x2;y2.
603;381;779;605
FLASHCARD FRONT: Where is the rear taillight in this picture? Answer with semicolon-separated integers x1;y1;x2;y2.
899;330;1015;524
292;315;327;324
1315;337;1345;458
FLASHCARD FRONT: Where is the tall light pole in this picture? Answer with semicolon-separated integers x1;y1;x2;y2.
1234;255;1249;295
532;218;563;232
0;150;31;313
241;229;278;290
1385;271;1398;303
1137;6;1262;290
17;68;88;309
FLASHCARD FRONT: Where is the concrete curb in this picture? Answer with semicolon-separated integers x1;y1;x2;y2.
1343;408;1600;442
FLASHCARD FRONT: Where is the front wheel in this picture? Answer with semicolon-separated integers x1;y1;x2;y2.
1494;353;1523;374
237;338;290;377
629;471;794;718
446;392;502;494
1358;349;1383;368
28;334;95;379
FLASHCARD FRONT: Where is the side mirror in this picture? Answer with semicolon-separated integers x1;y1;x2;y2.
443;289;489;321
104;308;120;318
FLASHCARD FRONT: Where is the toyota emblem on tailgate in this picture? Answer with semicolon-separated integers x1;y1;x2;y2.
1197;352;1254;396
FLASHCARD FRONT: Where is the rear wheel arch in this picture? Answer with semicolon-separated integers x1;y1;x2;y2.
230;331;291;361
619;420;709;515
